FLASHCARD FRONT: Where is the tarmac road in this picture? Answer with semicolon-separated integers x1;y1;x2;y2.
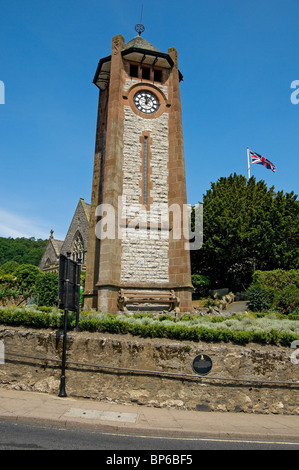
1;419;299;451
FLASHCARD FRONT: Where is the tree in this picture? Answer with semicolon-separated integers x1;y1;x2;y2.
0;237;47;266
191;173;299;291
35;272;59;306
13;264;41;294
0;260;20;275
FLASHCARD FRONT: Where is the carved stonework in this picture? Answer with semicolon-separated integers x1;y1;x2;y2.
168;47;178;69
112;34;124;55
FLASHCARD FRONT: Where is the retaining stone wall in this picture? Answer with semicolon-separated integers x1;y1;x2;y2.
0;326;298;414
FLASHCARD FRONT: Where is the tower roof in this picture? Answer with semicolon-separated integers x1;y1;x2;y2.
121;35;174;73
123;35;161;53
93;34;182;90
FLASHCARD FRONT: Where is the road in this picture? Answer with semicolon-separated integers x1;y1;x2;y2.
0;419;298;452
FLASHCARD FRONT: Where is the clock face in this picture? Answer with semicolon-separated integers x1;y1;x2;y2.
133;90;159;114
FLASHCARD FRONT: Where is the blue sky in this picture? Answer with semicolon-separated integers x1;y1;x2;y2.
0;0;298;240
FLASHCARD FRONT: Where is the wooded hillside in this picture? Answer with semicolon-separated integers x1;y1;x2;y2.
0;237;47;266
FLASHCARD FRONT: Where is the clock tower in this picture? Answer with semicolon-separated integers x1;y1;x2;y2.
84;30;193;313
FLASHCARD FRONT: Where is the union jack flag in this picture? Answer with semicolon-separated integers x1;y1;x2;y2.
249;150;276;173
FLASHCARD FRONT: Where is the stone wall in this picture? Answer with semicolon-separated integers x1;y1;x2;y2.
0;326;298;414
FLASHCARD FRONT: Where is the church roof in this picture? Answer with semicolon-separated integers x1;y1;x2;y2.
51;238;63;256
80;198;90;221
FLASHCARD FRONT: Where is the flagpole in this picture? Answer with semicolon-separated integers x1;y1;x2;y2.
247;147;251;180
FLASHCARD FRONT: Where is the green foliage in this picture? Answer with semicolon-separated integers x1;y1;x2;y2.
1;307;298;347
0;237;47;266
35;272;59;307
13;264;40;294
0;264;41;302
0;273;18;286
0;261;20;275
247;269;299;314
274;286;299;315
0;262;59;307
191;274;210;297
247;285;276;312
0;271;20;302
0;287;20;302
191;174;299;291
0;306;77;329
252;269;299;289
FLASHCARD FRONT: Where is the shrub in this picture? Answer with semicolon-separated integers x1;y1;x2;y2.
0;273;18;287
1;307;299;347
0;287;21;302
0;274;22;303
35;272;59;307
0;261;20;275
0;264;59;307
13;264;40;293
274;284;299;315
247;285;276;312
191;274;210;298
252;269;299;290
248;269;299;314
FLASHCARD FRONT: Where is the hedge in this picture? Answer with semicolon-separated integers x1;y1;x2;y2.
0;307;298;347
252;269;299;289
0;308;73;329
35;272;59;307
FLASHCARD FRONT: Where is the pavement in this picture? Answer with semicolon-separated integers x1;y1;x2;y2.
225;301;248;313
0;388;299;441
192;300;248;315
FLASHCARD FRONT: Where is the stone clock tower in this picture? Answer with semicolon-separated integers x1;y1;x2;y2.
84;30;193;313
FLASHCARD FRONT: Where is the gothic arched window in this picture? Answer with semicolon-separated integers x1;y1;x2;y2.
71;231;85;263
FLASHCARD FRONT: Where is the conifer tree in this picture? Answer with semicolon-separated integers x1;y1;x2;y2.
191;173;299;290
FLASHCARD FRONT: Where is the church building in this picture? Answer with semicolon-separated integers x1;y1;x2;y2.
39;198;90;272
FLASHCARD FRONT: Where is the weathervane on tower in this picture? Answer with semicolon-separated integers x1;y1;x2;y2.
135;4;145;36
